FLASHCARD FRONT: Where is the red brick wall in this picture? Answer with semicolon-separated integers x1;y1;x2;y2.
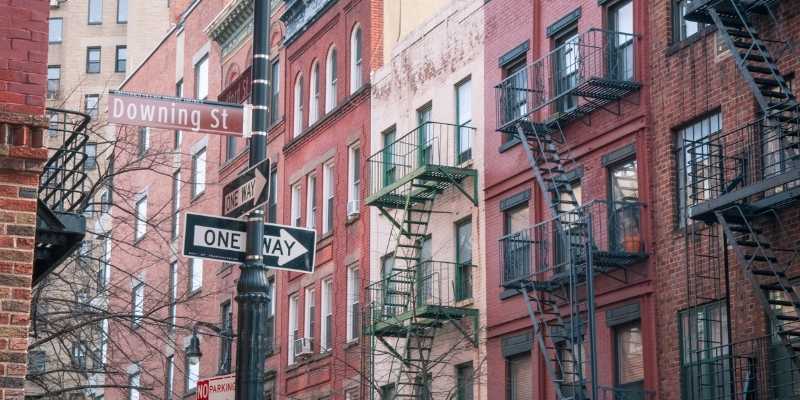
0;0;50;398
483;0;658;397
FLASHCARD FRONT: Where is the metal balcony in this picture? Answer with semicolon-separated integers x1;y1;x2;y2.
366;122;478;209
499;200;646;289
495;28;640;134
684;115;800;222
684;0;781;24
35;108;90;283
367;261;478;338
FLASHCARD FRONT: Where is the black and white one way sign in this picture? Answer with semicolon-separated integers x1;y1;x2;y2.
222;159;269;218
182;213;316;273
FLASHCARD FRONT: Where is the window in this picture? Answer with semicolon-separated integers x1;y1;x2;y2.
325;46;338;112
226;136;237;161
609;159;641;252
135;196;147;241
288;294;299;364
500;55;528;143
309;61;320;125
268;167;278;223
195;55;209;100
507;354;533;400
554;29;579;113
456;78;473;163
306;174;317;230
293;75;304;136
219;302;232;374
128;370;141;400
503;202;531;282
417;103;433;165
679;301;730;400
455;219;472;301
47;66;60;97
87;47;101;73
192;147;206;198
49;18;63;43
89;0;102;24
85;143;97;170
132;281;144;326
674;0;701;42
615;321;645;389
265;278;275;353
675;112;722;225
99;189;111;214
165;355;175;400
71;341;87;370
382;127;396;186
189;258;203;292
609;0;634;81
84;94;99;118
321;278;333;351
138;127;150;156
347;144;361;216
175;80;184;149
323;162;334;233
270;61;281;124
98;319;108;365
97;237;110;292
171;170;181;240
169;261;178;329
117;0;128;23
304;286;316;347
347;266;360;341
350;25;363;93
345;388;359;400
291;184;301;227
115;46;127;73
381;384;396;400
186;352;199;392
28;351;46;375
456;362;474;400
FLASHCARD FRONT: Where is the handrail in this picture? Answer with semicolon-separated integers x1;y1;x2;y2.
40;108;91;213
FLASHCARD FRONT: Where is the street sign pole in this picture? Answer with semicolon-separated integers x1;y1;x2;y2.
236;0;271;398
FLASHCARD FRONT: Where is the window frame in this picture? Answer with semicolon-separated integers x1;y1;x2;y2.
347;144;361;216
321;278;333;352
131;281;144;327
674;111;722;227
500;54;529;145
291;183;302;227
678;300;731;400
171;170;181;240
194;54;209;100
86;46;102;73
128;370;141;400
293;74;304;137
138;127;150;157
268;167;278;223
47;65;61;97
88;0;103;24
673;0;702;43
288;293;299;364
270;60;281;124
350;24;363;94
48;18;63;43
306;173;317;230
225;135;237;162
192;147;207;198
116;0;128;23
218;301;233;374
304;286;316;348
506;352;533;400
455;77;473;163
115;45;127;73
185;351;199;393
614;320;645;388
455;218;473;301
322;162;335;234
346;265;360;342
325;46;338;112
165;355;175;400
309;61;320;125
84;94;100;118
85;142;97;170
189;258;203;293
169;261;178;330
134;195;147;241
456;362;475;400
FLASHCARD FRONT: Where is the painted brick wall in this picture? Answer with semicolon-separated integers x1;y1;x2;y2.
0;0;50;399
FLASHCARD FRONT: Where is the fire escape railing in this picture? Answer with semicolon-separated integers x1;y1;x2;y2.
495;28;639;132
41;108;91;213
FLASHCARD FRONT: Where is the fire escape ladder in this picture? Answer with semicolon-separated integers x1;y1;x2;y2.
715;205;800;370
696;0;798;118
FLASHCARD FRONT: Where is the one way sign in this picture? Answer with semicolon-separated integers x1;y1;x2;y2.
183;213;316;273
222;159;269;218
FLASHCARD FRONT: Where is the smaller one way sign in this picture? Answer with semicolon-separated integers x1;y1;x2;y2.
222;159;269;218
183;213;316;273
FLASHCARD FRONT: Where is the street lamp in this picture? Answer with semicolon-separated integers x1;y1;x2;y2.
186;316;234;376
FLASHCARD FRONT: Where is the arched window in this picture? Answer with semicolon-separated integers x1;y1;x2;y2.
309;61;320;125
293;74;304;137
325;46;338;113
350;25;363;94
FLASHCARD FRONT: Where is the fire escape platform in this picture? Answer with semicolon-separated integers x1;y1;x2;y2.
365;164;477;210
685;0;779;24
369;305;479;338
34;203;86;283
690;168;800;222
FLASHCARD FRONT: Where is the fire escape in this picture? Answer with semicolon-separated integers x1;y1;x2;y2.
34;108;90;283
680;1;800;398
365;122;479;398
495;28;646;399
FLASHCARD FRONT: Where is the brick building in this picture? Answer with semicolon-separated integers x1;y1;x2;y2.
483;0;656;398
648;1;800;399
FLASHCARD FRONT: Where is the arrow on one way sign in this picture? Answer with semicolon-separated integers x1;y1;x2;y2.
183;213;316;273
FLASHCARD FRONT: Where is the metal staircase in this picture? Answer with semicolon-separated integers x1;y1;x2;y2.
365;122;479;399
34;108;90;283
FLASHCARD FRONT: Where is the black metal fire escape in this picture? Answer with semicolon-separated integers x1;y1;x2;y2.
34;108;90;283
682;0;800;397
495;28;645;399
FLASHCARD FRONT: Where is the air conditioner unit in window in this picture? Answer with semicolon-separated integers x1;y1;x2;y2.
49;0;60;7
294;337;313;359
347;199;360;216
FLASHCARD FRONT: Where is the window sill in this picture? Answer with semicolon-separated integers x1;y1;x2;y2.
665;26;716;56
187;288;202;298
345;213;360;225
500;288;520;300
318;231;333;244
191;191;206;204
498;138;521;153
344;339;359;349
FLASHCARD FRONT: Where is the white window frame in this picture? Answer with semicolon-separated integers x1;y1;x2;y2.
288;294;299;364
132;281;144;326
189;258;203;292
323;162;334;234
306;174;317;230
325;46;338;113
321;278;333;351
291;183;302;227
192;147;206;198
293;74;304;137
165;355;175;400
129;370;141;400
350;25;363;94
304;287;315;343
195;55;209;100
169;261;178;328
171;170;181;239
186;353;199;391
48;18;63;43
135;195;147;241
100;318;109;364
347;144;360;214
456;78;473;161
347;266;360;341
309;61;320;125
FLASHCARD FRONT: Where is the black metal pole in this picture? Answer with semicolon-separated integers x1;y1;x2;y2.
235;0;271;398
